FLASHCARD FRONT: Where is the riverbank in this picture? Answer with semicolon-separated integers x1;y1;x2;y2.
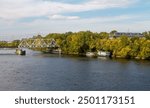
42;50;150;60
1;31;150;60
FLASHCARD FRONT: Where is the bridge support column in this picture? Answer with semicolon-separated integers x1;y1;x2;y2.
16;49;26;55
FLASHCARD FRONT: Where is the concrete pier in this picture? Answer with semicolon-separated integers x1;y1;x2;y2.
16;49;26;55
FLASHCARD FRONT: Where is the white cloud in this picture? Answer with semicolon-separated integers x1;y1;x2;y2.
0;0;145;40
22;16;150;34
48;14;80;20
0;14;143;37
0;0;51;20
1;16;149;41
0;0;137;20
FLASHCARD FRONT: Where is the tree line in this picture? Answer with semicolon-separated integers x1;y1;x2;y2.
0;31;150;59
43;31;150;59
0;40;20;48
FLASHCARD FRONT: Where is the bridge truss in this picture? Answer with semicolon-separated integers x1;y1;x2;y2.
18;38;58;48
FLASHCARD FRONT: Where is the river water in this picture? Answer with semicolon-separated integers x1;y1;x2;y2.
0;49;150;91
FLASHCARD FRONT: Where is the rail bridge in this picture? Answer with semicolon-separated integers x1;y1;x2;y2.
18;38;58;48
16;38;61;55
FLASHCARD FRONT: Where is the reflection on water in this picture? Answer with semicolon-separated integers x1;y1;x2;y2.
0;49;150;91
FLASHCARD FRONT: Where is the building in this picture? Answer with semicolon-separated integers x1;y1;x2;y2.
110;32;143;39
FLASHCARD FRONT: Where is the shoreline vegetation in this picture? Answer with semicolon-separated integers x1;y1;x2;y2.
0;30;150;60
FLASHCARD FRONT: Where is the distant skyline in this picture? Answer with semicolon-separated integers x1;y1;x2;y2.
0;0;150;40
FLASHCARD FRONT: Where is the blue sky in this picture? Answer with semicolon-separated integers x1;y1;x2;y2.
0;0;150;40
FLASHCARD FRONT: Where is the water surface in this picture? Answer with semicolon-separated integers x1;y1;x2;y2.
0;49;150;91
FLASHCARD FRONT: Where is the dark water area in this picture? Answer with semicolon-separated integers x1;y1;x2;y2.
0;49;150;91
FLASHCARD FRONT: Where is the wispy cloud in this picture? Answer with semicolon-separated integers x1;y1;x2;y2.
1;0;149;41
0;0;137;20
48;14;80;20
